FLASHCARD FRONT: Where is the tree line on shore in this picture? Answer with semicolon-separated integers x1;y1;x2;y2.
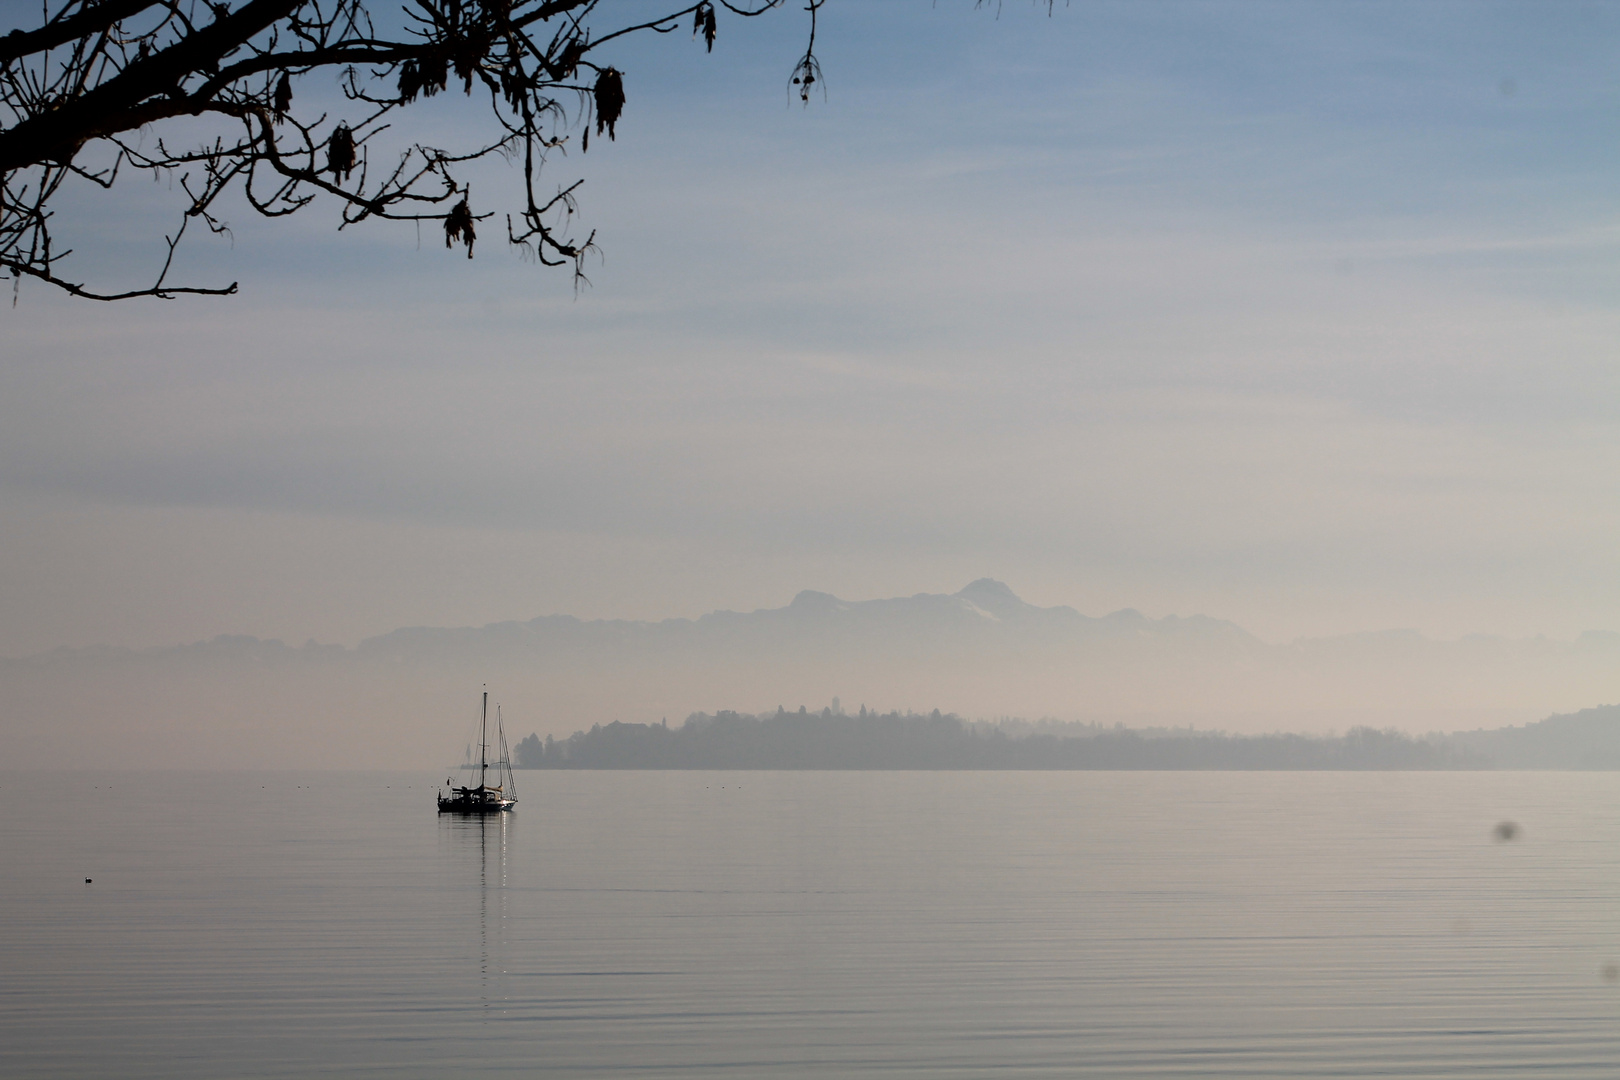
510;705;1516;770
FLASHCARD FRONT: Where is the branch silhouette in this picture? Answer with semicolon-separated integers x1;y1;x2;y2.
1;0;818;301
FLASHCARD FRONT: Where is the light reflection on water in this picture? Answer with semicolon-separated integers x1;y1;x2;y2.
4;770;1620;1077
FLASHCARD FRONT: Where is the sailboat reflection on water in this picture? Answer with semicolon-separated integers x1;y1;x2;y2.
438;690;518;813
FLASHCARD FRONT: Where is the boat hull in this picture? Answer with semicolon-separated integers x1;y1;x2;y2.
437;798;516;814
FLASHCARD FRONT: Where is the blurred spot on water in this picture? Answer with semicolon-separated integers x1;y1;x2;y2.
1494;821;1520;841
1602;963;1619;983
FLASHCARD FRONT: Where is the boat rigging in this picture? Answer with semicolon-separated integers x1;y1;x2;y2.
438;689;518;813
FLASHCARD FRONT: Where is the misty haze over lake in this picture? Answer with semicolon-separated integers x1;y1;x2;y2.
6;2;1620;1077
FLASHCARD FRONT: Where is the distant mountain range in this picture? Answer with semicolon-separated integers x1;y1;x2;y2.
350;577;1261;664
3;580;1617;768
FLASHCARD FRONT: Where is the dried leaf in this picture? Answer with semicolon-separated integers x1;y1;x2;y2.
500;67;526;110
594;67;624;140
556;37;585;79
398;60;421;102
272;73;291;125
328;124;355;180
401;53;448;102
453;41;483;93
445;197;476;258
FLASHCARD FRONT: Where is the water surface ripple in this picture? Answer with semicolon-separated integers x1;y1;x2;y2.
4;771;1619;1077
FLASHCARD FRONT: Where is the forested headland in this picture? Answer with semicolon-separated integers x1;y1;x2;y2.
511;705;1510;770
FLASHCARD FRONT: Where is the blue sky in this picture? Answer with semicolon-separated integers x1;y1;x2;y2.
2;0;1618;656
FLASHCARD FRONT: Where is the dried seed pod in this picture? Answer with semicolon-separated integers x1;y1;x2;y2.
453;42;481;93
328;124;355;180
792;56;820;103
272;73;291;124
594;67;624;140
693;3;716;52
402;53;447;101
445;197;476;258
398;60;421;102
555;37;585;79
500;67;526;111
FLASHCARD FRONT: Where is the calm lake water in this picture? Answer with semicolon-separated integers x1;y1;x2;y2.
5;770;1620;1078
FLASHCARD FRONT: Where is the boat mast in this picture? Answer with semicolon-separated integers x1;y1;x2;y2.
480;689;489;792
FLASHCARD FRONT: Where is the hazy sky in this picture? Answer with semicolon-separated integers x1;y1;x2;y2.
3;1;1618;657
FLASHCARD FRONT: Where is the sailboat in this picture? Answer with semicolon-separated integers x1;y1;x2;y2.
438;690;518;813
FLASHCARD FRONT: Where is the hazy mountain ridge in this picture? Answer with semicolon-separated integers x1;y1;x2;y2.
3;580;1618;768
0;580;1276;666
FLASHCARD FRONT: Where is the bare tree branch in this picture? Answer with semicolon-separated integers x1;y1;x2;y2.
0;0;814;301
0;1;165;67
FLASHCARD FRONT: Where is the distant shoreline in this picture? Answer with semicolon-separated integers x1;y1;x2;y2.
509;705;1620;771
